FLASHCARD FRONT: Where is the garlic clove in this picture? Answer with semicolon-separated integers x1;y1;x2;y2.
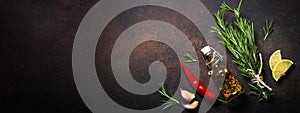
183;101;199;109
180;88;195;101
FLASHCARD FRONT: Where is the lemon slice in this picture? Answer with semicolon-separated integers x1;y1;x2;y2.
272;59;293;81
269;50;282;70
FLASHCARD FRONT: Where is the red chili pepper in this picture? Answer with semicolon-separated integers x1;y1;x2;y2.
180;64;217;100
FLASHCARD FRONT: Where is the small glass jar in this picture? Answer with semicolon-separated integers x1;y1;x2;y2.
201;46;243;102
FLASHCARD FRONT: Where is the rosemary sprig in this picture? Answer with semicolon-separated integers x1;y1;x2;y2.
210;0;273;101
158;83;179;109
183;53;197;63
263;20;273;40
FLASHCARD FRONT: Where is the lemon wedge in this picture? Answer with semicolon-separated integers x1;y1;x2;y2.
269;50;282;70
272;59;293;81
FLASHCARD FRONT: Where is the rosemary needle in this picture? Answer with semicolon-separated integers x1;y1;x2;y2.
183;53;197;63
263;20;273;40
158;83;179;109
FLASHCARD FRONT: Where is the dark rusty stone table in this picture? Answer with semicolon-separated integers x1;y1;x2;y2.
1;0;299;113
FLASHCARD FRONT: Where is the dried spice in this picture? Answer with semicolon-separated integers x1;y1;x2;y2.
221;68;243;101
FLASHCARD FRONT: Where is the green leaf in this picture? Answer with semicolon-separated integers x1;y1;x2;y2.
258;98;264;102
163;102;175;110
158;83;179;109
160;100;168;103
250;91;259;96
183;53;197;63
248;83;260;92
263;20;273;40
184;60;195;63
217;99;228;104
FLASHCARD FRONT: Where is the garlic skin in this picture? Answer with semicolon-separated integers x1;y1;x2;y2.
180;88;195;101
183;101;199;109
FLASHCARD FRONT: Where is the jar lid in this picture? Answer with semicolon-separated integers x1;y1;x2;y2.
201;46;211;54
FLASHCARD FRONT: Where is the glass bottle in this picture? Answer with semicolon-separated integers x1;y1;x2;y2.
201;46;243;102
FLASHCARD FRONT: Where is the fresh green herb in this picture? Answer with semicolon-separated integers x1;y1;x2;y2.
158;83;179;109
210;0;273;101
263;20;273;40
183;53;197;63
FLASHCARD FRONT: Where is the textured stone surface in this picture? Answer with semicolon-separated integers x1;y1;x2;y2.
1;0;300;113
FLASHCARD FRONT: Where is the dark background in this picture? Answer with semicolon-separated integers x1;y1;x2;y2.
1;0;300;113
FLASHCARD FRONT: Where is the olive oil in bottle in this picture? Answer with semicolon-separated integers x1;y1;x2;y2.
201;46;243;102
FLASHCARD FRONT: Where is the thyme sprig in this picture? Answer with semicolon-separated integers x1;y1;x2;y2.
158;83;179;109
263;20;273;40
210;0;273;101
183;53;197;63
